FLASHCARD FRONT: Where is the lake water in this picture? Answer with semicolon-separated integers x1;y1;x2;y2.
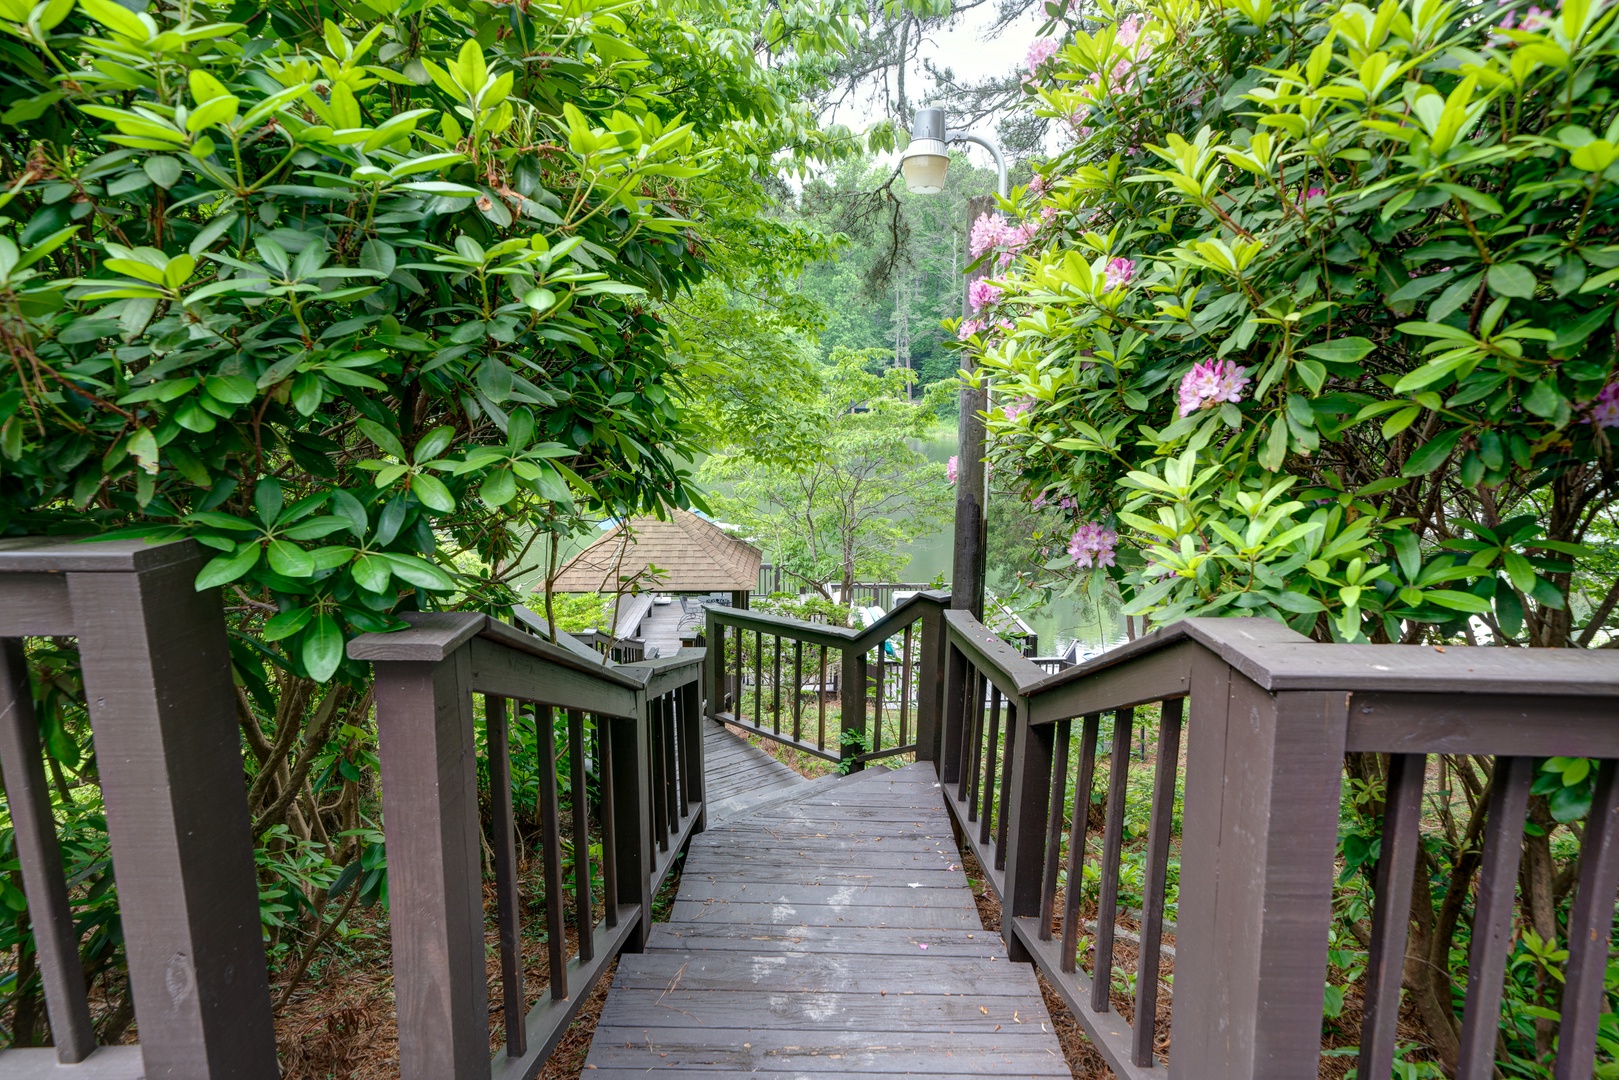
908;429;1122;657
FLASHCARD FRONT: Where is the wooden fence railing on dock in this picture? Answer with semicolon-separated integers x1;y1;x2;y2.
4;537;1618;1080
703;591;949;770
0;538;703;1080
939;610;1619;1080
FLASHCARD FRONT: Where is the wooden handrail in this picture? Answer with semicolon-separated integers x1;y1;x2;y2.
935;608;1619;1080
704;591;950;767
0;539;277;1079
350;609;706;1080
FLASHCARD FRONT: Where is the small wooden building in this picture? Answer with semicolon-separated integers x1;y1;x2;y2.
545;510;763;656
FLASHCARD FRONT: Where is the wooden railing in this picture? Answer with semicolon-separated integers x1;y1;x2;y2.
0;537;701;1079
349;613;704;1080
938;611;1619;1080
704;591;949;769
0;538;277;1077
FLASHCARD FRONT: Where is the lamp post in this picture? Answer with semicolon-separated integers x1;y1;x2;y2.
900;107;1007;619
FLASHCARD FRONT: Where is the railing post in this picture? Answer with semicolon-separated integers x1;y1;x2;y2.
66;544;279;1079
1169;657;1348;1080
370;645;489;1080
840;643;867;772
1000;700;1052;964
913;596;947;763
610;703;656;951
705;609;723;719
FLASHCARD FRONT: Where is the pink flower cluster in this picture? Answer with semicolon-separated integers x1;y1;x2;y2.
1002;396;1036;420
1028;174;1046;196
1494;4;1555;40
969;213;1041;261
1025;37;1060;77
1590;383;1619;429
1068;522;1118;569
1103;257;1136;290
968;279;1003;311
956;317;1015;341
946;455;959;484
1178;359;1250;416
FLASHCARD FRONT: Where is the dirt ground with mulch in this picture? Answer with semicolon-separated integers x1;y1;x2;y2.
274;854;686;1080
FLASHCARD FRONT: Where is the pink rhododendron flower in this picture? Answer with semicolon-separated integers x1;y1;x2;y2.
1059;496;1078;511
956;318;984;341
946;455;959;484
1103;257;1136;290
1025;37;1060;76
1521;5;1554;30
1028;174;1046;196
969;213;1003;258
1068;522;1118;569
1002;396;1036;420
1032;492;1047;509
1178;358;1250;416
1590;382;1619;428
968;279;1003;311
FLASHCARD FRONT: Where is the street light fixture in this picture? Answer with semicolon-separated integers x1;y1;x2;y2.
900;107;1008;198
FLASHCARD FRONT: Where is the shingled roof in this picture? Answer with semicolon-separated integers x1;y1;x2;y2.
547;510;762;594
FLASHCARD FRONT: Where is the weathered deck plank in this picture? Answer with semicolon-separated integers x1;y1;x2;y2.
583;736;1070;1077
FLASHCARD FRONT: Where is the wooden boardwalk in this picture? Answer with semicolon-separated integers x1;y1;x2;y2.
584;727;1069;1077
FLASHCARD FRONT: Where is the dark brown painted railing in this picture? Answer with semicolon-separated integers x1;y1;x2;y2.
0;538;277;1078
348;613;704;1080
0;538;701;1080
704;591;948;768
939;610;1619;1080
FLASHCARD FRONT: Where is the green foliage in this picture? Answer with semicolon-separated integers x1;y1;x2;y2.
971;0;1619;646
0;0;869;680
703;347;953;596
547;591;611;634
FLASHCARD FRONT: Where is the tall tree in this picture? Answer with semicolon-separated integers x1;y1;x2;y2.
703;347;952;598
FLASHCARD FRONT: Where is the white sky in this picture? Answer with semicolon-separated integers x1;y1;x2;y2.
830;3;1047;173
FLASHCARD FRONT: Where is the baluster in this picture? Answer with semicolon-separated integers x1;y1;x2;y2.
0;637;95;1061
979;683;1002;841
872;641;884;755
1133;698;1183;1066
731;622;743;718
680;676;706;833
568;709;594;964
753;630;763;729
772;634;782;736
650;695;669;852
899;623;913;749
486;696;526;1053
995;700;1017;872
1554;757;1619;1080
1038;717;1072;942
663;692;680;837
1060;714;1099;974
818;644;829;751
1357;751;1426;1080
793;640;804;744
1091;707;1134;1011
535;704;568;1000
1455;755;1534;1080
598;714;619;929
964;667;977;809
961;667;981;806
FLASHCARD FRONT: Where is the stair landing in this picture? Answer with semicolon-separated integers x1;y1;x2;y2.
583;737;1069;1077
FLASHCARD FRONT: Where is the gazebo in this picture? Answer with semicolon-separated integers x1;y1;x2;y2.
545;510;762;655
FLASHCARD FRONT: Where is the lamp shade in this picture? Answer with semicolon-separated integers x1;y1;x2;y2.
900;107;951;194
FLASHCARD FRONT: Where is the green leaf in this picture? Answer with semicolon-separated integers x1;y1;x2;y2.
263;607;313;642
1301;337;1374;364
267;538;315;577
1486;262;1537;299
410;473;455;512
1401;428;1464;477
302;614;345;681
142;156;182;190
380;553;455;590
480;468;517;507
195;543;260;589
352;553;392;593
1426;589;1494;613
1521;380;1563;419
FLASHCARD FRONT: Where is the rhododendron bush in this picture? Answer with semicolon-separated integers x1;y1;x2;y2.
962;0;1619;646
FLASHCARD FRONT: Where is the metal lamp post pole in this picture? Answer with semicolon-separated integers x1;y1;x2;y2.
948;134;1007;621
